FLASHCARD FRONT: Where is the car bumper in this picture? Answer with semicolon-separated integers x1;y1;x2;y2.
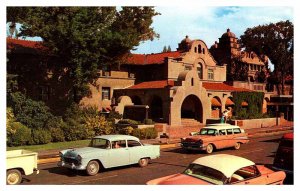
181;143;205;151
57;161;86;170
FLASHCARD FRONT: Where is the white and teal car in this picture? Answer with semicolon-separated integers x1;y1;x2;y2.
58;134;160;176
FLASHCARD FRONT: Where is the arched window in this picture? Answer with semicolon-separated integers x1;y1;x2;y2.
197;63;203;79
194;47;197;53
203;48;205;54
191;78;194;86
198;45;202;53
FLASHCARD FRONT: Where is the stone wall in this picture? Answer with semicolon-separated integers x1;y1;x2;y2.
230;118;279;129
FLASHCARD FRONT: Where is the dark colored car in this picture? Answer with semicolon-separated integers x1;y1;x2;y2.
272;133;293;184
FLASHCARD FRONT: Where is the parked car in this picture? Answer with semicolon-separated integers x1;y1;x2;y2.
58;134;160;176
147;154;286;185
6;150;39;185
272;132;293;183
181;123;249;153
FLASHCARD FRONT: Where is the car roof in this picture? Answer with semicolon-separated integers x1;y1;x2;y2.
93;134;140;141
192;154;255;178
203;123;240;130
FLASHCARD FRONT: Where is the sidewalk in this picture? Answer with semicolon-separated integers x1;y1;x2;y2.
37;124;293;164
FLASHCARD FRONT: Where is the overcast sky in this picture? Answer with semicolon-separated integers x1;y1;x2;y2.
132;6;293;54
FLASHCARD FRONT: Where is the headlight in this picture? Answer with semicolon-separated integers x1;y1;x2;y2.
197;140;203;144
59;152;63;157
181;138;186;142
77;155;82;161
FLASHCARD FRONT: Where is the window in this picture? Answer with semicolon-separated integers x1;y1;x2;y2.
102;65;111;76
89;138;110;149
226;129;233;135
233;128;241;134
112;140;126;149
219;129;226;135
127;140;142;147
38;85;51;101
194;47;197;53
208;69;214;80
203;48;205;54
185;65;192;71
197;63;203;79
230;165;260;183
198;45;202;53
102;87;110;100
191;78;194;86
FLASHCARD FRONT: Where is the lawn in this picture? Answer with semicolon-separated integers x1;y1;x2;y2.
6;139;91;152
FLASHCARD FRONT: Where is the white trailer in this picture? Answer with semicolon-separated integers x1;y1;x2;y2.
6;150;39;185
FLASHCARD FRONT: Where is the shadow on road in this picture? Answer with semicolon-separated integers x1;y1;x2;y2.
260;138;281;143
151;161;187;168
44;167;87;177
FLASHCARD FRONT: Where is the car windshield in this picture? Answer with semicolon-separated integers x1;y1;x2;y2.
183;164;227;185
200;128;217;136
89;138;110;149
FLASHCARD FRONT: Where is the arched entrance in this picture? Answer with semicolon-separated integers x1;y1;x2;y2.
181;94;203;123
131;95;142;105
150;96;163;122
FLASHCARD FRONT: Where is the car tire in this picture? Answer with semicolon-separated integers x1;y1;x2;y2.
86;160;100;176
234;142;241;150
138;158;149;167
7;169;22;185
206;144;214;154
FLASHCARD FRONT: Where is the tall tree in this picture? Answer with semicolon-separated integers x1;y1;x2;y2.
240;20;293;95
7;7;160;102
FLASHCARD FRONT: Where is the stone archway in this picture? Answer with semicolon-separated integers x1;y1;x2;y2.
181;94;203;123
150;95;163;122
131;95;142;105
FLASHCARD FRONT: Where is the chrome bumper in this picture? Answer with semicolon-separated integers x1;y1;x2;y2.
57;161;86;170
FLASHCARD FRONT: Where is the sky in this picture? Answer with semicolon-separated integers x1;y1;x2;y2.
132;6;293;54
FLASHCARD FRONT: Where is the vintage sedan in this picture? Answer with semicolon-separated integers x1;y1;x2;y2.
181;123;249;153
58;134;160;175
147;154;286;185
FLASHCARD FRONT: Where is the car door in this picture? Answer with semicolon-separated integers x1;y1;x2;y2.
127;140;144;164
225;128;236;147
108;140;130;168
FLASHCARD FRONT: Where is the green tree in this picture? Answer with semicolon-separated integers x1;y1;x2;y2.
162;45;167;52
7;7;160;102
240;20;293;94
167;45;171;52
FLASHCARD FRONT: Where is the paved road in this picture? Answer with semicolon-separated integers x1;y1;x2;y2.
21;133;291;185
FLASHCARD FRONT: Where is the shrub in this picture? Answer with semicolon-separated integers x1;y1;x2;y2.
119;126;134;135
143;119;154;125
117;119;140;125
7;123;32;146
62;119;88;141
49;127;65;142
8;92;54;129
132;127;157;140
30;128;52;145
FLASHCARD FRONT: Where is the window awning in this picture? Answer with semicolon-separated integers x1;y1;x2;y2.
241;101;248;106
225;99;235;105
211;98;221;107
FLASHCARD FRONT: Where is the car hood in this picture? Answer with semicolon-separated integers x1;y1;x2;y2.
147;173;212;185
63;147;104;157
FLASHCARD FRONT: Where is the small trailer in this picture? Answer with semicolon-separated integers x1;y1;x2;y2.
6;150;39;185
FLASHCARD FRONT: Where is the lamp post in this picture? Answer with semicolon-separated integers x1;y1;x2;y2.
145;105;149;120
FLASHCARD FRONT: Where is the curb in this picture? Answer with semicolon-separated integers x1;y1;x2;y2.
37;128;293;165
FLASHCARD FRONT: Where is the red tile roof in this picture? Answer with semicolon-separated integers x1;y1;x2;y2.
7;37;43;50
126;80;174;89
127;51;181;65
203;82;252;92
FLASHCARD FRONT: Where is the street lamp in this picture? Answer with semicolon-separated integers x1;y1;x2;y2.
145;105;149;120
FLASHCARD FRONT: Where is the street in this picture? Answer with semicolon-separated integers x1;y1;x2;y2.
20;133;292;185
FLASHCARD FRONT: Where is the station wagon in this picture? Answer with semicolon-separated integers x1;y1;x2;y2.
181;123;249;153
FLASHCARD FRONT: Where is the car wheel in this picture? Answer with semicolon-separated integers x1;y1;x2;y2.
234;142;241;150
138;158;149;167
86;160;100;176
7;169;22;185
206;144;214;154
